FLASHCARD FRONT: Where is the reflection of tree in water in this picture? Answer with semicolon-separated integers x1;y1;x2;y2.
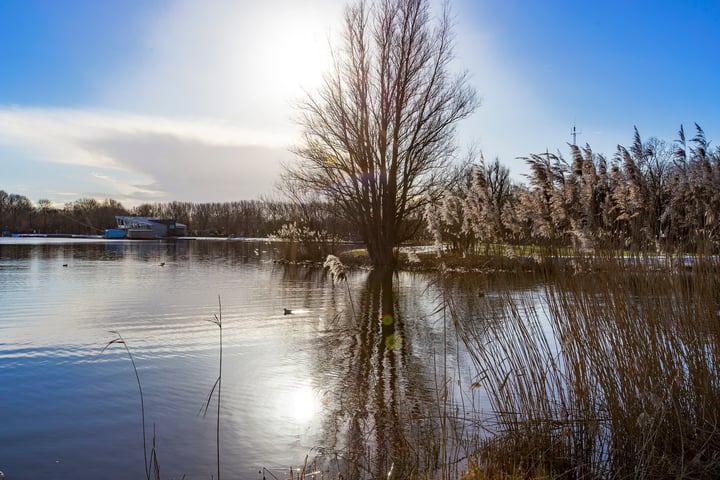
319;268;449;479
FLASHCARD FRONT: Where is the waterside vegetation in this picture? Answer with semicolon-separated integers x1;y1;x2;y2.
296;253;720;479
90;250;720;480
451;256;720;479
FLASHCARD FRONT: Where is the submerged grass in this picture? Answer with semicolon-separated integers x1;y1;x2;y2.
449;255;720;479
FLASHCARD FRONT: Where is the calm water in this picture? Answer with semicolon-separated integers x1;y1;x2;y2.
0;238;482;480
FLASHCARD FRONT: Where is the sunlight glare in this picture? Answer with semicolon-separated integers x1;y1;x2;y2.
288;385;321;422
244;6;336;99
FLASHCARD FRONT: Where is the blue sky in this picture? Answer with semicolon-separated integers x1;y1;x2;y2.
1;0;718;207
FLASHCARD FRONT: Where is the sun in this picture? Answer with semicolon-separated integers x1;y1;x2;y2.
260;13;334;94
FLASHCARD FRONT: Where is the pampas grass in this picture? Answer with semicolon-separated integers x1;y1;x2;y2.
323;254;347;283
324;254;356;319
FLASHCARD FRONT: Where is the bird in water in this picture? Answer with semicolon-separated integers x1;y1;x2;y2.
159;262;165;267
62;264;68;267
283;308;292;315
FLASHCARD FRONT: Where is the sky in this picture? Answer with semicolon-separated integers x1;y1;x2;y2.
1;0;719;208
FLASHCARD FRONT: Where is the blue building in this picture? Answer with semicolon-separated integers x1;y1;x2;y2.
106;216;188;239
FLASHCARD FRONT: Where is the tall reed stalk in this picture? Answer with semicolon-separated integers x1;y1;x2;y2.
324;254;356;318
101;331;158;480
102;297;225;480
202;295;223;480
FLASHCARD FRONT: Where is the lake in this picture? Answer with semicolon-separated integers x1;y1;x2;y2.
0;238;486;480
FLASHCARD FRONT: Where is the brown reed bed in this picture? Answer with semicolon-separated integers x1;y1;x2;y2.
449;255;720;479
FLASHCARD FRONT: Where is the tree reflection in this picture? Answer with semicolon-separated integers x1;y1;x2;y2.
319;267;449;479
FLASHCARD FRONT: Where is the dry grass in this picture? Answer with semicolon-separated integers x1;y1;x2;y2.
450;256;720;479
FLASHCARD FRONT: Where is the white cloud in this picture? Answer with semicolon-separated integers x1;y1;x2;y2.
0;107;294;205
86;130;292;202
11;0;598;204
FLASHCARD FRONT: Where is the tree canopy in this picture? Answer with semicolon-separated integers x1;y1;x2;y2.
284;0;478;267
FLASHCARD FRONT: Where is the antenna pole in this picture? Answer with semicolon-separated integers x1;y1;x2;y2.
571;124;581;146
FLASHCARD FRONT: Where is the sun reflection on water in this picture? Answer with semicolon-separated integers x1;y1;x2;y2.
287;385;321;422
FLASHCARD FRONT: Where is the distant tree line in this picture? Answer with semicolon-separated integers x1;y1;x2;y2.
426;124;720;254
0;194;354;240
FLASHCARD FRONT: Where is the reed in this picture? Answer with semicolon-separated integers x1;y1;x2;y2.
201;295;224;480
324;254;356;318
101;331;158;480
101;296;225;480
451;255;720;478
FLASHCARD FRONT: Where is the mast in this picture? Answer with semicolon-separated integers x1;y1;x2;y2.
571;123;582;146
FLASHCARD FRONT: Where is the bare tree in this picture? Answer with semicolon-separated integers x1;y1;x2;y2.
0;190;9;231
284;0;477;266
6;193;33;232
